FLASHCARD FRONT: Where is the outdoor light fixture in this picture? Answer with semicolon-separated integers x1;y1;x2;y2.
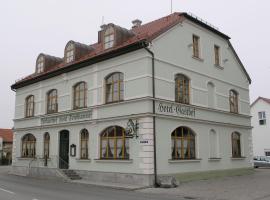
125;119;139;139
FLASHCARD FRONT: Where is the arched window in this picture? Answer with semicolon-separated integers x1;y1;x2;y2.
100;126;129;160
65;43;74;63
104;26;114;49
171;126;195;160
207;82;215;108
209;129;218;158
232;132;241;158
105;72;124;103
175;74;190;104
80;129;89;159
47;89;58;114
36;56;44;73
229;90;238;113
73;82;87;109
22;134;36;158
25;95;34;117
44;133;50;158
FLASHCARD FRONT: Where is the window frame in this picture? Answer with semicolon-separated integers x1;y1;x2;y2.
36;56;44;73
231;132;241;158
43;132;50;159
104;26;115;49
105;72;124;103
25;95;35;117
65;43;75;63
80;129;89;159
175;74;190;104
100;126;129;160
214;45;220;66
73;82;87;109
171;126;196;160
47;89;58;114
21;134;36;158
229;90;238;113
192;35;200;58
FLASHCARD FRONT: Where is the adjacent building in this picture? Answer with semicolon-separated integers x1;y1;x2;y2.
251;97;270;156
0;129;13;165
11;12;252;186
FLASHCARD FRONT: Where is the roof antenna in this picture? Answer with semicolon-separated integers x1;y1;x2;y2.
101;16;105;25
171;0;173;14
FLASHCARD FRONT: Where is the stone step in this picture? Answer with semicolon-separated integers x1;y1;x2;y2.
62;169;82;180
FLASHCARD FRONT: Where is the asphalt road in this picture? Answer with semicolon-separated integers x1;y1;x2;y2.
0;169;183;200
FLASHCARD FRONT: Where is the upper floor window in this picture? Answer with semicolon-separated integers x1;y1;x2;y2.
258;111;266;125
47;89;58;114
100;126;129;160
175;74;190;104
25;95;34;117
65;43;74;63
73;82;87;109
171;126;196;160
80;129;89;159
214;45;220;66
231;132;241;158
44;132;50;159
104;26;114;49
192;35;200;58
229;90;238;113
105;72;124;103
22;134;36;158
36;56;44;73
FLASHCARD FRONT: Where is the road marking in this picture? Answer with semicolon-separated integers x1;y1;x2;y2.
0;187;15;194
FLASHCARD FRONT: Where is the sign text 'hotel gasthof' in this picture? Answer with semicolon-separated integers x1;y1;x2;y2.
41;110;92;125
157;102;196;118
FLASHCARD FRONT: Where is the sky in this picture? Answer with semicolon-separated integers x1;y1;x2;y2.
1;0;269;128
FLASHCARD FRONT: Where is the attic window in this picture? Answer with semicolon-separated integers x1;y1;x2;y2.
104;26;114;49
66;43;74;63
36;56;44;73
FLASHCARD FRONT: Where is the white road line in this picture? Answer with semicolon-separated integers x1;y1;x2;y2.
0;187;15;194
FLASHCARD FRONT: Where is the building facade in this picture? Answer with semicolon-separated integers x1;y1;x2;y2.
251;97;270;156
11;12;252;186
0;129;13;165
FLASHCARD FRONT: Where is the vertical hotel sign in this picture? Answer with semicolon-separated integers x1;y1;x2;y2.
156;102;196;118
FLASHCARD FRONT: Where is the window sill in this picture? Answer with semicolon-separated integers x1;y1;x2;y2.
76;158;91;162
94;159;133;163
231;157;246;160
208;158;222;161
17;157;36;160
168;159;202;163
214;64;224;70
192;56;204;62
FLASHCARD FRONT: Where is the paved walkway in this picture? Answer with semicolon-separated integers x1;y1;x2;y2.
139;168;270;200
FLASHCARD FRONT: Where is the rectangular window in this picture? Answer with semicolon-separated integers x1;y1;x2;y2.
214;45;220;66
258;111;266;125
265;151;270;156
192;35;200;58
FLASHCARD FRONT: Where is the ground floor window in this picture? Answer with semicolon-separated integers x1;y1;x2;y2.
171;126;196;160
100;126;129;160
80;129;89;159
44;132;50;158
231;132;241;158
22;134;36;158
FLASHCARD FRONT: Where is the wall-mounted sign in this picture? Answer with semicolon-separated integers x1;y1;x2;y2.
157;102;196;118
70;144;76;157
125;119;139;139
41;110;92;125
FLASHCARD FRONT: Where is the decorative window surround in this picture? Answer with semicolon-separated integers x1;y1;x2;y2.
168;159;202;163
94;159;133;163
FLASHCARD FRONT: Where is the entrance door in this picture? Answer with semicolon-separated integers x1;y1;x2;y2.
59;130;69;169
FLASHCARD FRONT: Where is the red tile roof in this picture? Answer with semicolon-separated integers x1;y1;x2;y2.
251;97;270;107
12;12;250;89
0;129;13;143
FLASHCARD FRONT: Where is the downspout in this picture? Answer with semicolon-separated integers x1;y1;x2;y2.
144;44;159;187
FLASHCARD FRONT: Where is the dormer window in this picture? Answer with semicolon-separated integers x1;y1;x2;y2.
36;56;44;73
104;26;114;49
65;43;74;63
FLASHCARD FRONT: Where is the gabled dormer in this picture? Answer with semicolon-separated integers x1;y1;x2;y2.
64;41;94;64
35;54;62;74
98;23;135;50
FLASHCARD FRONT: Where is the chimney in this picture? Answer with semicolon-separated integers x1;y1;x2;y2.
132;19;142;28
100;24;107;30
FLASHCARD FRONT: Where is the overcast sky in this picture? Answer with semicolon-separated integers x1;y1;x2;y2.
1;0;269;128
